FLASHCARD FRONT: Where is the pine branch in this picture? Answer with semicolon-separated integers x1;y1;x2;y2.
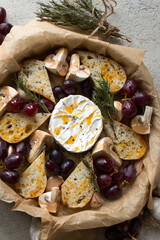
14;76;49;113
36;0;131;42
81;158;100;192
92;75;115;127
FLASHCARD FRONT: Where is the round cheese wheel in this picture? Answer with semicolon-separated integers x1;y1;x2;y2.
49;95;103;153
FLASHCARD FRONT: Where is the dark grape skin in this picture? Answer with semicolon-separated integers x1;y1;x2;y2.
112;169;124;185
4;154;24;169
0;7;6;24
62;80;77;95
123;164;136;183
132;92;151;106
10;98;24;112
23;103;38;117
97;174;112;190
45;159;59;176
0;32;4;44
80;78;94;99
14;141;29;158
122;100;137;118
116;221;129;233
53;86;67;99
94;157;114;173
122;79;138;97
49;148;63;166
0;169;20;184
129;217;142;237
0;23;13;36
104;185;122;200
60;159;75;179
40;98;54;112
105;227;125;240
0;138;8;158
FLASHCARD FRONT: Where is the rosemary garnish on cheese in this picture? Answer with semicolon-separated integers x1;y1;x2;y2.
14;76;49;113
93;75;115;128
81;157;100;192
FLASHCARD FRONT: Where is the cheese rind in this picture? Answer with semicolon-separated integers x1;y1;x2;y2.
49;95;103;153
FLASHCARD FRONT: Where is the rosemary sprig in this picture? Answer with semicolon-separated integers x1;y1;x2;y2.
36;0;131;42
81;157;100;192
14;76;49;113
92;75;115;127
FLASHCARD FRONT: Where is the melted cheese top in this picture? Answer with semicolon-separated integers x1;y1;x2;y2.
49;95;103;153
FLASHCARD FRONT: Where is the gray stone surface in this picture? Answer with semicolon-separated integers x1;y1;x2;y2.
0;0;160;240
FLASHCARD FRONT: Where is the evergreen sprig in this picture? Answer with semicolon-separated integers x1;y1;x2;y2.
36;0;131;42
14;76;49;113
81;157;100;192
92;75;115;127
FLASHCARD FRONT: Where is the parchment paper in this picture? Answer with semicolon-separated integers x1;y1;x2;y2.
0;20;160;240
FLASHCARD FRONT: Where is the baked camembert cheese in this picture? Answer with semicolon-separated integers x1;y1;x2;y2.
49;95;103;153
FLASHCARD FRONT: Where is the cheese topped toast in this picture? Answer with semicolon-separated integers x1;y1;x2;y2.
0;113;51;143
15;150;47;198
19;59;55;103
78;51;127;93
104;120;147;160
61;152;94;208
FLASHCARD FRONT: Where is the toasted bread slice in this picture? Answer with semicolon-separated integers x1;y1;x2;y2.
78;51;127;93
19;59;55;103
61;152;94;208
104;120;147;160
15;150;47;198
0;113;51;143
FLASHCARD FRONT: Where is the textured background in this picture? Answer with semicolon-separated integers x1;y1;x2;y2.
0;0;160;239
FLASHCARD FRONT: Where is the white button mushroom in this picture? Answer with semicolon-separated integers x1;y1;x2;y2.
90;192;103;209
44;48;69;76
28;130;54;163
114;101;123;122
92;137;122;166
131;106;153;134
151;197;160;221
0;86;18;116
38;187;60;213
46;176;64;192
65;53;90;82
17;87;30;102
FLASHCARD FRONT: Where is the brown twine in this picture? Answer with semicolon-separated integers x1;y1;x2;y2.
90;0;131;42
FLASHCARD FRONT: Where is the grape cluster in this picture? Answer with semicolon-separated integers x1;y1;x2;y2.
0;7;13;45
122;79;151;118
0;139;29;184
10;97;54;116
45;148;75;179
105;217;142;240
94;156;136;200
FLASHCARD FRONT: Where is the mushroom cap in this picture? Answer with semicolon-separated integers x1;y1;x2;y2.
131;115;150;134
46;176;64;192
114;101;123;122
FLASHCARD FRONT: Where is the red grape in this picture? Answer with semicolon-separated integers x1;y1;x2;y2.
116;221;129;233
45;159;59;175
112;170;124;185
60;159;75;178
132;92;151;106
10;98;23;112
105;228;125;240
81;78;93;99
23;103;38;116
0;23;13;36
104;185;122;200
123;164;136;182
0;169;20;184
0;32;4;44
0;138;8;158
40;98;54;112
122;79;138;97
129;217;142;237
94;157;114;173
0;7;6;24
122;100;137;118
97;174;112;190
62;80;76;95
53;86;67;99
4;153;24;169
49;148;63;166
15;141;29;158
